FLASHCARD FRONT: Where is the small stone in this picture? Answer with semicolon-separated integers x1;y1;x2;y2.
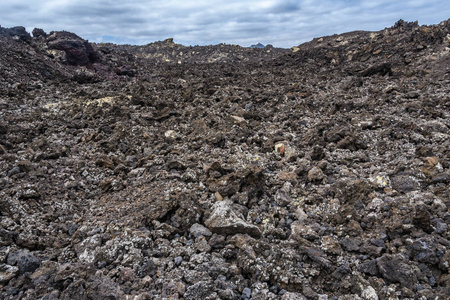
205;200;261;238
377;254;419;289
290;222;319;241
361;286;378;300
294;208;308;224
360;243;383;257
7;249;40;274
139;260;157;278
432;218;448;234
190;223;212;238
347;220;363;235
163;279;186;296
303;286;318;299
194;236;211;253
321;236;342;255
0;264;19;284
340;237;361;252
215;192;223;201
231;115;246;124
174;256;183;266
278;171;297;181
424;156;439;168
307;167;325;183
119;267;136;283
164;130;177;139
370;174;391;189
184;281;214;300
241;287;252;299
275;143;286;155
358;259;379;276
391;175;420;193
281;292;307;300
413;206;433;233
409;238;438;264
7;166;21;177
208;233;226;249
275;188;291;207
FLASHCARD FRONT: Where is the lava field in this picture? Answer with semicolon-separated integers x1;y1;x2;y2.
0;19;449;299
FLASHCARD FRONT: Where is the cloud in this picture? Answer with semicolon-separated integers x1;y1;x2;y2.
0;0;449;47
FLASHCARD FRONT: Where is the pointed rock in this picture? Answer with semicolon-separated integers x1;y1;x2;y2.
205;200;261;238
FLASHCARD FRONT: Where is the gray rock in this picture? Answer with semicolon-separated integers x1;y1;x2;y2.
62;280;89;300
205;200;261;238
361;286;378;300
409;238;439;264
358;259;379;276
139;260;157;278
184;281;214;300
275;188;291;207
432;218;448;234
7;249;40;274
190;223;212;238
281;292;307;300
175;256;183;266
360;243;383;257
377;254;419;289
301;247;331;268
241;287;252;299
0;264;19;284
391;175;420;193
340;237;361;252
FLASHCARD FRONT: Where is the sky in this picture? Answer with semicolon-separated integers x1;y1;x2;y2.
1;0;449;48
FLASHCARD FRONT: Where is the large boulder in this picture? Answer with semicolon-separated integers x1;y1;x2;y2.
0;26;32;42
46;31;99;66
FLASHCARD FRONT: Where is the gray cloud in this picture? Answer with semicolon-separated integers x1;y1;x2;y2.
0;0;449;47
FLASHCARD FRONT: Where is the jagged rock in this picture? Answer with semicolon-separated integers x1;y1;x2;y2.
391;175;420;193
46;31;99;66
0;264;19;284
307;166;325;183
190;223;212;238
32;28;47;38
7;249;40;274
358;259;379;276
0;26;32;42
205;200;261;238
377;254;419;289
281;292;307;300
184;281;214;300
361;286;378;300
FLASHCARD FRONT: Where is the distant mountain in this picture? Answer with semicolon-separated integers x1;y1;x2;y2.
250;43;265;48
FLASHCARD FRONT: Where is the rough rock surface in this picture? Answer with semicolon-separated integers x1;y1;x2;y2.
0;19;449;299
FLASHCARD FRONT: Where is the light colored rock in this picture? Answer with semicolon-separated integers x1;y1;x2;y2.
281;292;307;300
190;223;212;238
0;264;19;284
275;143;285;155
361;286;378;300
164;130;177;139
205;200;261;238
231;115;246;124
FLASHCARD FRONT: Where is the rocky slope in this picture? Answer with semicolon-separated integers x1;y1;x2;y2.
0;20;449;299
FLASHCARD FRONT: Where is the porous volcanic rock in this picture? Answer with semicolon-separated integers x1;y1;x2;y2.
0;19;449;299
